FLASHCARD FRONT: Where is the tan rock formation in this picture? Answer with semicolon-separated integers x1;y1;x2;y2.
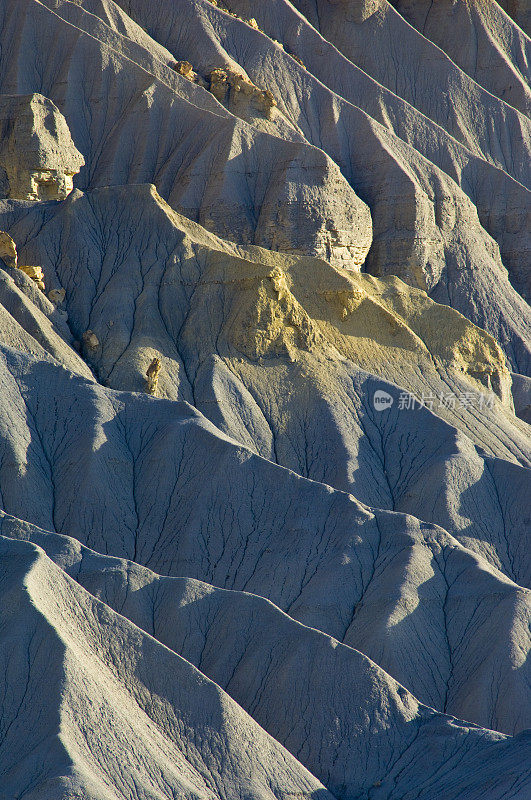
48;287;66;304
82;330;100;351
145;356;162;395
171;60;208;88
208;0;263;31
173;60;194;78
17;265;45;292
208;68;277;118
0;231;45;291
0;231;18;268
289;53;305;68
0;94;84;201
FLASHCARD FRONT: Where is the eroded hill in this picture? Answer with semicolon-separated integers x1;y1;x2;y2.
0;1;529;799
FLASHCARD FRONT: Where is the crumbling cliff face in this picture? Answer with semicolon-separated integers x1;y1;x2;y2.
0;93;84;200
172;60;279;120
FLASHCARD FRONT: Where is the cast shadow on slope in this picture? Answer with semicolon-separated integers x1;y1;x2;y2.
0;534;337;800
0;521;529;799
0;345;529;739
0;188;529;586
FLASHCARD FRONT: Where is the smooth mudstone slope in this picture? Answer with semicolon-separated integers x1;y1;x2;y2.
0;534;336;800
390;0;530;114
2;513;529;739
1;187;529;587
0;0;529;796
0;345;529;728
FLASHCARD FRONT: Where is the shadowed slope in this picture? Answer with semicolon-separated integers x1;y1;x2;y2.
390;0;530;115
2;512;529;739
0;1;528;796
0;341;529;722
0;187;529;586
53;0;531;320
2;0;529;349
291;0;530;176
0;535;336;800
0;0;371;271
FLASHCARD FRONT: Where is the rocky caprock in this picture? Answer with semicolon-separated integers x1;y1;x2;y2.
0;1;529;799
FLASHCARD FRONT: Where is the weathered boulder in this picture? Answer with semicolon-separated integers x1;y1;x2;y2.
208;67;278;118
0;230;17;268
0;230;45;290
18;265;45;292
82;329;100;352
48;287;66;305
145;356;162;395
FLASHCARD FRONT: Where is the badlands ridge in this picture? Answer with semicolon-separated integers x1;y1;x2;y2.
0;1;529;799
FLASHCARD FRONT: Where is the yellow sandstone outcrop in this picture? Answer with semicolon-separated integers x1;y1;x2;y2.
208;68;277;118
173;60;194;78
18;266;45;292
170;58;277;118
0;230;45;291
208;0;263;31
171;61;208;88
0;231;17;268
145;357;162;395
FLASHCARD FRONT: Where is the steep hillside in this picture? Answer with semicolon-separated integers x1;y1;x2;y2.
0;1;529;798
390;0;530;115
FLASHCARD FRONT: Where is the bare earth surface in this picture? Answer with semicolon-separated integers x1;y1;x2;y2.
0;1;529;799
